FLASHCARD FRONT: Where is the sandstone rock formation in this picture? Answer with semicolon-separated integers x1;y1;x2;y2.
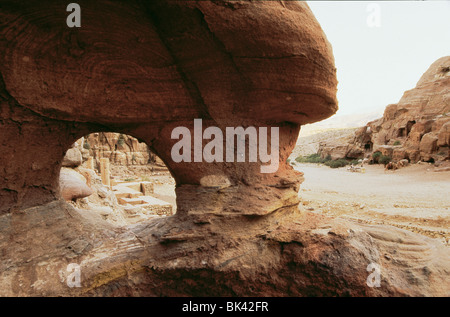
85;132;156;167
59;168;93;201
0;0;337;217
0;0;448;297
317;129;364;161
289;127;359;160
316;56;450;164
0;200;448;297
59;137;95;201
353;56;450;164
62;147;83;168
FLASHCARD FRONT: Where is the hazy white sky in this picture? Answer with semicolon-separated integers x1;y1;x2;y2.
307;1;450;116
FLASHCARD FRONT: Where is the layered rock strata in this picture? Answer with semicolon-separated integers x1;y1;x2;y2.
352;56;450;163
85;132;156;167
0;0;448;296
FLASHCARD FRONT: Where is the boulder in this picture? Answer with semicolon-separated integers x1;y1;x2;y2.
59;169;93;201
62;148;83;167
319;144;349;160
420;133;439;160
80;148;90;161
437;121;450;147
405;148;420;162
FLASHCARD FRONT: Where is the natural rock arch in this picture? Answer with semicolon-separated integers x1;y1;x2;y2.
1;0;337;216
0;0;448;296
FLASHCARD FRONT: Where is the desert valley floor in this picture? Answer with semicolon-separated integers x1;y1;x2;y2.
293;163;450;246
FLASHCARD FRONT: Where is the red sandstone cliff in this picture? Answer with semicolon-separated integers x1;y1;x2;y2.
356;56;450;163
318;56;450;164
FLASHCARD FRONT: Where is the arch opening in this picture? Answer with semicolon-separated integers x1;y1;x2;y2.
60;132;176;226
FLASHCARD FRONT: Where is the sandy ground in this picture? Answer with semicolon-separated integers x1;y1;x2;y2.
151;175;177;210
109;164;177;214
110;162;449;246
292;162;450;246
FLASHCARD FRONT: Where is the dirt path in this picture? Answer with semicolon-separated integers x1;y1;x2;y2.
293;163;450;246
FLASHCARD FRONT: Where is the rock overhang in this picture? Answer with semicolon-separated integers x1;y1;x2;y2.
0;0;337;126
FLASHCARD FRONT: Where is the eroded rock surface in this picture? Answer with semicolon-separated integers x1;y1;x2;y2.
85;132;155;167
0;1;448;296
315;56;450;164
59;168;93;201
352;56;450;163
0;200;448;296
0;0;337;216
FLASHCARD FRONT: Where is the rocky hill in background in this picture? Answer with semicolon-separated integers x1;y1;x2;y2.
289;127;358;160
85;132;156;167
317;56;450;164
299;109;384;136
61;132;158;170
